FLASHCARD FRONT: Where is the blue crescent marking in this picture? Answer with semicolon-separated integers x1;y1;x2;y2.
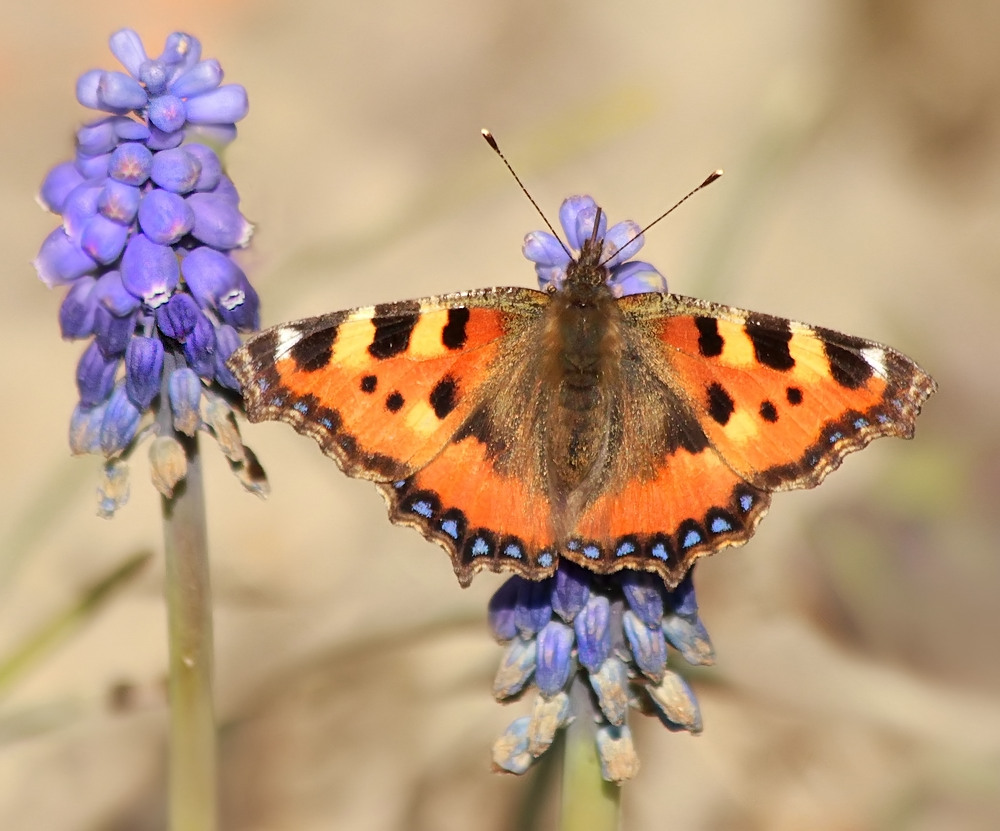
503;543;523;559
651;543;669;561
293;401;310;414
440;519;459;540
710;516;732;534
538;551;554;567
682;529;702;549
411;500;433;519
739;493;754;512
828;431;844;444
471;537;491;557
615;541;636;557
583;544;600;560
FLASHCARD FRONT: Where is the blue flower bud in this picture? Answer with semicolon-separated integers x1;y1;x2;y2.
148;94;186;134
180;246;241;308
595;724;639;783
120;233;179;307
551;560;590;622
183;144;222;191
492;638;536;699
94;270;140;317
646;670;702;732
623;609;667;681
113;117;150;142
96;71;147;112
186;192;253;249
184;313;217;377
522;230;570;269
76;119;119;156
139;59;169;95
156;292;202;341
534;620;574;696
98;179;141;224
218;273;258;332
558;195;599;251
100;384;142;454
138;189;194;244
488;578;520;641
69;400;107;454
125;336;164;410
109;142;153;185
81;214;129;264
39;161;85;213
491;716;532;775
185;85;249;124
589;656;630;726
75;151;111;180
514;577;553;637
59;276;97;339
150;147;201;193
608;260;667;296
75;69;104;110
61;183;102;238
620;570;665;627
666;571;699;620
213;324;241;390
159;32;201;77
92;306;136;357
527;691;571;756
168;367;202;435
662;613;715;666
146;126;185;152
108;28;147;77
601;220;643;267
574;594;611;672
35;228;97;286
170;60;222;98
76;340;119;406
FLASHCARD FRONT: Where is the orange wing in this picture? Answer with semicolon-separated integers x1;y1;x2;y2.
230;287;563;585
567;293;936;586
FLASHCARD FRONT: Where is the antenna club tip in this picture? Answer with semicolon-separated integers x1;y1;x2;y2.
702;169;724;187
481;129;499;150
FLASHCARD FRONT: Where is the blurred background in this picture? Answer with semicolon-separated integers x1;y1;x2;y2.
2;1;999;828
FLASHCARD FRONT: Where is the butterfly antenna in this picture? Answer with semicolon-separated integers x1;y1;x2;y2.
481;129;572;257
641;170;723;239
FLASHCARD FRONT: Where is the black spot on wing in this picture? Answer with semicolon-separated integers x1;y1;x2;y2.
429;375;459;419
442;308;470;350
385;391;405;412
759;400;778;422
816;327;875;389
368;302;420;360
707;383;735;425
360;374;377;393
745;316;795;371
290;326;338;372
695;316;724;357
786;386;803;405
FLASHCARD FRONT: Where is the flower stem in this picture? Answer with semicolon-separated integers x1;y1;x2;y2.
560;672;620;831
162;422;217;831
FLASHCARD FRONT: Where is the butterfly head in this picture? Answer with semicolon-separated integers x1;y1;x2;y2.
523;195;668;298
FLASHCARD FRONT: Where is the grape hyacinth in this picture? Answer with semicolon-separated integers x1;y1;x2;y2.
490;197;715;782
35;28;264;513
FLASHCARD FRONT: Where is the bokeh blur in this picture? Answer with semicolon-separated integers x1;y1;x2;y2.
2;1;999;828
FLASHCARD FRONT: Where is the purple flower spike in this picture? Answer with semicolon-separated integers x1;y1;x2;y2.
100;384;142;454
120;234;179;307
76;340;120;406
125;336;164;410
38;26;260;500
559;195;600;251
601;221;644;267
535;621;575;696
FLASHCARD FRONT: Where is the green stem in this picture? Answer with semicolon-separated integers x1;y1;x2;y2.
162;416;217;831
560;672;621;831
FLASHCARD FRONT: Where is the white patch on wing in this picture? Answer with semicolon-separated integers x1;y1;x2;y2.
861;346;887;377
273;326;304;359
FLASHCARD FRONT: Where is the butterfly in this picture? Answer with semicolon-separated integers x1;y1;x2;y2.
228;193;936;590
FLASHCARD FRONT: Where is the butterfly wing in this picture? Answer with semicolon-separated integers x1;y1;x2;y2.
569;292;936;587
230;287;562;585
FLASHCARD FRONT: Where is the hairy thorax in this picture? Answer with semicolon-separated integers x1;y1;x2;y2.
541;284;624;513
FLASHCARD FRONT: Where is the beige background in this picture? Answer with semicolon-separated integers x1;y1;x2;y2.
2;1;999;828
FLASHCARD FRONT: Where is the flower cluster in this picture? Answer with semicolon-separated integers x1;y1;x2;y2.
35;28;264;513
522;195;668;296
490;199;712;781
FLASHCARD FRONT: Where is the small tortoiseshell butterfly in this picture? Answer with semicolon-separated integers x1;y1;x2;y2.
229;183;935;589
